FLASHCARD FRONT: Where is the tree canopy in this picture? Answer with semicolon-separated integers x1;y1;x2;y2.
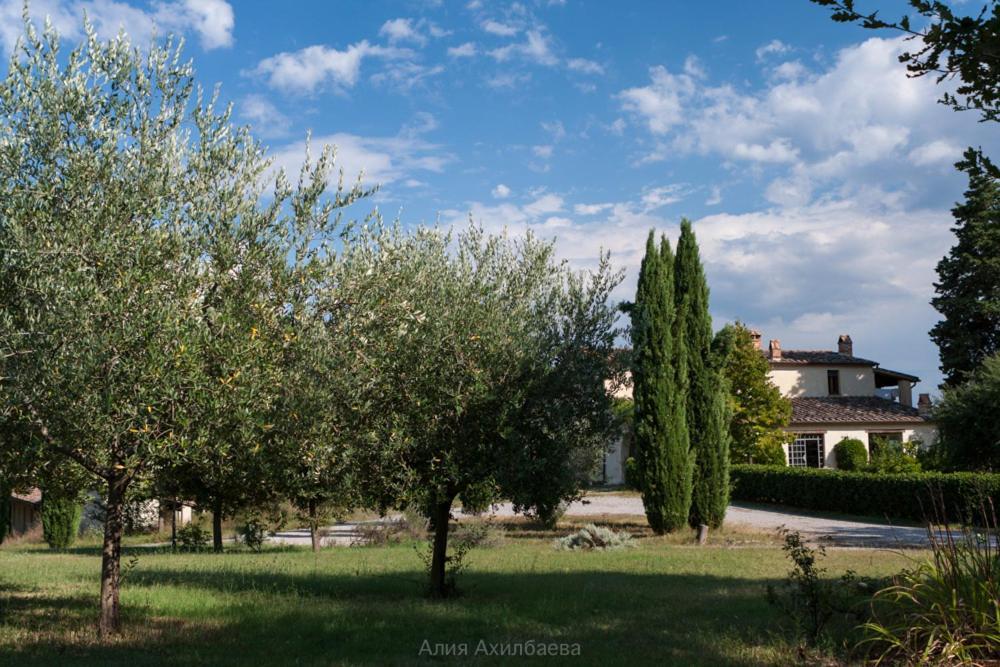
714;323;791;465
930;149;1000;386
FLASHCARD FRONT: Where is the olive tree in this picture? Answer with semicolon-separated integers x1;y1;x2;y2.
345;225;623;597
0;19;349;634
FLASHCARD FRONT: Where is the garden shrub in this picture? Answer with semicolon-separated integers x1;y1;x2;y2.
867;436;921;474
767;529;873;647
555;523;634;550
177;518;210;550
731;465;1000;523
623;456;640;490
41;494;82;549
833;438;867;471
860;506;1000;664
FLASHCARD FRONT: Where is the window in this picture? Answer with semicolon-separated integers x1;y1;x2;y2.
868;432;902;458
827;369;841;395
789;434;825;468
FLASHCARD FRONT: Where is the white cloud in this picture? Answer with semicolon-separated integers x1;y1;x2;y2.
252;41;410;93
619;64;698;134
755;39;790;61
380;18;425;45
447;41;477;57
541;120;566;141
492;183;511;198
488;29;557;66
574;202;613;215
640;184;687;210
705;185;722;206
567;57;603;75
268;119;452;188
0;0;235;53
522;192;564;216
481;19;519;36
239;94;290;139
485;71;531;89
909;139;962;167
532;144;554;159
370;61;445;92
378;17;449;46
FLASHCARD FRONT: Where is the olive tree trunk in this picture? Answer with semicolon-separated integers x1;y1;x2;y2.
212;498;223;553
428;497;454;598
308;500;320;553
98;476;127;637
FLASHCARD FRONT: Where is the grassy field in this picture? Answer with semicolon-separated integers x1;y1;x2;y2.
0;523;923;666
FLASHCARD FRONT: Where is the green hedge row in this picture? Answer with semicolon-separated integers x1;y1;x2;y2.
731;465;1000;523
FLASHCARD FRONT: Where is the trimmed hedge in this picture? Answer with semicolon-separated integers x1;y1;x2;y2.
832;437;867;471
731;465;1000;523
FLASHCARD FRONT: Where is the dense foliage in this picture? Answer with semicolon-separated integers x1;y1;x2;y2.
675;220;731;530
40;494;82;549
930;150;1000;386
714;323;791;465
934;352;1000;471
731;465;1000;522
347;226;623;596
631;231;691;533
862;515;1000;664
832;438;868;471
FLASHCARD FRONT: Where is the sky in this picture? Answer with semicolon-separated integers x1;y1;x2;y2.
6;0;999;393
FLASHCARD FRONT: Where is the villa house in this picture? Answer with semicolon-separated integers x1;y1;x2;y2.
758;333;935;469
600;333;936;484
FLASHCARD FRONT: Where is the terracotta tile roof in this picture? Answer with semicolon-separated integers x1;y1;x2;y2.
765;350;879;366
10;488;41;503
790;396;929;425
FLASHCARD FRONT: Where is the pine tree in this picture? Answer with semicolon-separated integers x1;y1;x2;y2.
931;148;1000;387
631;231;691;533
675;220;730;530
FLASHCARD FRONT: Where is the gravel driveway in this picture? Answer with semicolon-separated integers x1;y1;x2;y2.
268;493;933;548
459;493;932;548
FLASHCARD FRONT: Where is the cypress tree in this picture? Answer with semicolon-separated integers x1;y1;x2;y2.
931;148;1000;387
675;219;730;530
632;231;691;533
660;236;693;531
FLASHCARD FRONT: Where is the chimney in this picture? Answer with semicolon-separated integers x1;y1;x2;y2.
769;339;781;360
838;334;853;357
749;329;762;351
917;393;932;416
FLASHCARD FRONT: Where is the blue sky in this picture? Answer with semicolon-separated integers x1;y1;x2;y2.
7;0;998;393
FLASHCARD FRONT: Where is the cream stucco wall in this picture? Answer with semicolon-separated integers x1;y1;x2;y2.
783;423;938;469
769;365;876;397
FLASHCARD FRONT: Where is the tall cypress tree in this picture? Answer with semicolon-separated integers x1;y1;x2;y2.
675;219;730;530
631;231;691;533
931;148;1000;387
661;236;693;531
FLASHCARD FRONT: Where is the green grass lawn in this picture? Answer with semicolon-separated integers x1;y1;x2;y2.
0;528;923;666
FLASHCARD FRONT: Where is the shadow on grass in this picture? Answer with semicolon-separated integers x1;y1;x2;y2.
1;562;798;666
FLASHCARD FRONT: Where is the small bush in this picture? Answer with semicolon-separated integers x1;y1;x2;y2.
624;456;640;490
860;503;1000;664
833;438;868;471
867;436;921;474
731;465;1000;523
40;495;82;549
555;523;634;550
237;513;270;552
767;529;873;647
177;518;210;550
